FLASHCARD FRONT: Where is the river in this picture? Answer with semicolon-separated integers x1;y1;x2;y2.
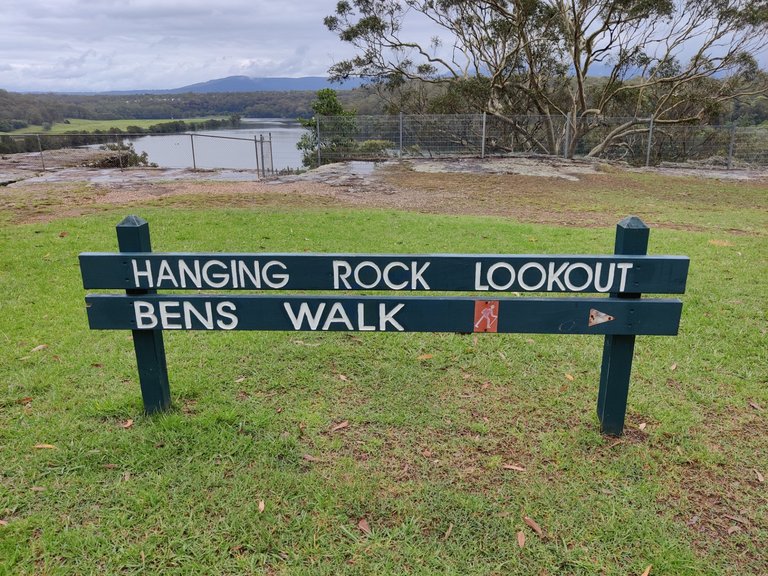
129;118;306;171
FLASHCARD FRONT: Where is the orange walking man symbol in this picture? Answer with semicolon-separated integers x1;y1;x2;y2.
473;300;499;333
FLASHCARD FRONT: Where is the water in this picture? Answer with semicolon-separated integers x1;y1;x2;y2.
129;118;306;171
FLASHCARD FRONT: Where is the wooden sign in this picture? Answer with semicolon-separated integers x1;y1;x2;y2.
79;215;689;436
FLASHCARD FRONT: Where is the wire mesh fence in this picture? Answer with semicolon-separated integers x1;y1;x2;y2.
4;115;768;173
316;114;768;169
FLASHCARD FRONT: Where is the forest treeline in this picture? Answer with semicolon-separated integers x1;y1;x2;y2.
0;88;386;132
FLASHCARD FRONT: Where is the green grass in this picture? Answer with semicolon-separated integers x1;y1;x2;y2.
1;117;226;135
1;200;766;574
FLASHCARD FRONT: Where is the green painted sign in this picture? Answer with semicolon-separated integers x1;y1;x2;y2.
79;215;689;436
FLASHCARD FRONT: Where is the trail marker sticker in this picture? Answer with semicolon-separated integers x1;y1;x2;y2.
79;215;689;436
474;301;499;333
588;308;615;327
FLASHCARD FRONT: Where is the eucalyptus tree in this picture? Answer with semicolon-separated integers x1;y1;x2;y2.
325;0;768;157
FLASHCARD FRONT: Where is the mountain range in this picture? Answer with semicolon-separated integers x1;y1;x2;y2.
103;76;365;95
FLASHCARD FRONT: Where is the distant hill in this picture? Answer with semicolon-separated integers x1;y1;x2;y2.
101;76;366;95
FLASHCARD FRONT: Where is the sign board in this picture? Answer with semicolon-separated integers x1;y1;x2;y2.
79;215;688;436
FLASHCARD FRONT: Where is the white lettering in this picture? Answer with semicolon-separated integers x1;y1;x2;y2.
354;261;382;289
333;261;352;289
322;302;354;330
547;261;569;291
183;301;213;329
131;259;153;288
178;260;201;289
593;262;615;292
564;263;593;292
216;302;238;330
134;301;157;328
262;260;289;289
283;302;326;330
617;263;633;292
159;301;182;329
487;262;516;291
357;303;376;330
156;260;179;288
382;261;409;290
518;262;546;291
411;262;431;290
202;260;229;289
474;262;489;290
237;260;262;289
379;303;405;331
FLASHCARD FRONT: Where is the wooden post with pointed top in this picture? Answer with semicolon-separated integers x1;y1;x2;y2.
597;216;649;435
116;215;171;414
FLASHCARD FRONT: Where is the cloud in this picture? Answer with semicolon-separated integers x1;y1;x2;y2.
0;0;355;91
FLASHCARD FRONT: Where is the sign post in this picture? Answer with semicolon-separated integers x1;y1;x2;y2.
115;216;170;414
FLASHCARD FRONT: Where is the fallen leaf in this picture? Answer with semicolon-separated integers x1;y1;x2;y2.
17;397;33;404
0;519;8;526
123;472;131;481
33;444;56;449
639;422;647;431
749;401;762;411
337;374;349;381
641;565;652;576
90;363;103;368
331;420;349;432
31;344;48;353
302;454;319;462
121;419;134;429
31;486;46;492
234;376;246;383
727;526;740;535
443;523;453;540
258;500;265;513
523;516;543;537
670;363;678;371
59;231;69;238
102;464;118;470
517;531;526;548
565;373;574;381
503;464;526;472
755;469;765;483
724;514;750;526
417;353;433;361
357;518;371;535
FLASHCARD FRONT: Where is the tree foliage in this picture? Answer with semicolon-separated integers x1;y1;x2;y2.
297;89;359;167
325;0;768;156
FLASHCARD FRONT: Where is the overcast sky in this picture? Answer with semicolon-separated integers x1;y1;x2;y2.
0;0;382;92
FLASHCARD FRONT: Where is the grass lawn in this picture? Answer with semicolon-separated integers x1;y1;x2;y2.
0;173;766;574
1;118;226;135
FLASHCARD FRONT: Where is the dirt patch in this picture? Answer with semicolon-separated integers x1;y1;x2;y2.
2;152;767;233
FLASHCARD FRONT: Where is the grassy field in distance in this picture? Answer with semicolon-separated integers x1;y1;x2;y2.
0;169;766;575
1;117;226;135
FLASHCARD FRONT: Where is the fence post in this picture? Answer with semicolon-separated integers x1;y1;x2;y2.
260;134;266;178
190;134;197;170
316;116;321;167
116;215;171;414
727;124;736;170
597;216;649;436
269;133;274;174
36;135;46;171
399;112;404;158
481;112;487;159
645;115;655;167
254;135;261;175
